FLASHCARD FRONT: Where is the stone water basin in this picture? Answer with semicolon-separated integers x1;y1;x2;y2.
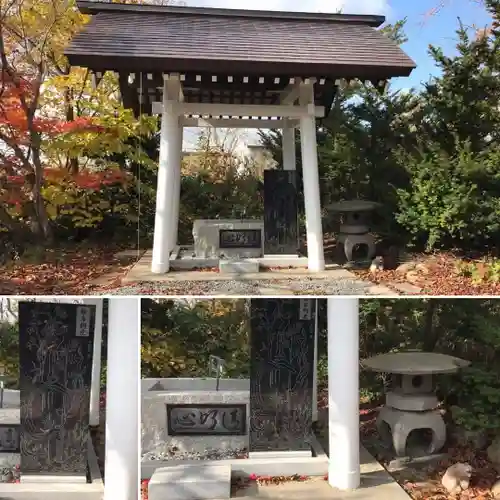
141;378;250;462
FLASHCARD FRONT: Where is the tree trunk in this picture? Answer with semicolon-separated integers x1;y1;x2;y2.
65;87;79;175
31;138;53;244
422;299;439;351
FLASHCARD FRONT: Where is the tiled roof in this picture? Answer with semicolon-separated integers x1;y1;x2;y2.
66;1;416;79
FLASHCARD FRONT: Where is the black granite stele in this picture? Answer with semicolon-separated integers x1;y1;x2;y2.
249;299;315;452
263;170;299;255
19;301;96;477
219;229;262;249
167;404;246;436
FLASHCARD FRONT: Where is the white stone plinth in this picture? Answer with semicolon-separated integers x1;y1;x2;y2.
193;219;264;259
148;464;231;500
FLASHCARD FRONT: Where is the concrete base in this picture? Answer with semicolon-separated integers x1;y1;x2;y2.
142;435;327;481
219;260;259;274
0;440;103;500
143;444;410;500
21;475;87;484
248;450;312;459
254;255;308;268
148;463;231;500
170;247;220;271
127;251;353;283
0;483;104;500
168;248;308;273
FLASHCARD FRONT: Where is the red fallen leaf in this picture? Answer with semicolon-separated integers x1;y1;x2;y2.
353;251;500;296
0;243;136;294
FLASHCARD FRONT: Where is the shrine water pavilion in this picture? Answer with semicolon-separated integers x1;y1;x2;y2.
65;1;416;275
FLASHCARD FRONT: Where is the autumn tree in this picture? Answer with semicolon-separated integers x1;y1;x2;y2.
0;0;158;244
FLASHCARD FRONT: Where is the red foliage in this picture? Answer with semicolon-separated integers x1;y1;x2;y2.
0;72;108;141
0;70;129;212
141;479;150;500
74;170;128;190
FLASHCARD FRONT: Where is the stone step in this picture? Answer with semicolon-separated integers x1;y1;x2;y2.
148;463;231;500
219;260;259;274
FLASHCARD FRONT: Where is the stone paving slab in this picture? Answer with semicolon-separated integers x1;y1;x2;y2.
391;282;423;295
234;447;410;500
234;478;408;500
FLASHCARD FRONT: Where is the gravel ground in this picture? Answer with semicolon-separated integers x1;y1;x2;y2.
142;448;248;461
110;277;372;296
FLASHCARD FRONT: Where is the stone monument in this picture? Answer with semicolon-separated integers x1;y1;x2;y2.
249;298;315;456
18;301;95;482
263;170;299;256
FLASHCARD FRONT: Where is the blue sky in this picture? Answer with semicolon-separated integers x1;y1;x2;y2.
388;0;492;90
187;0;492;90
182;0;493;147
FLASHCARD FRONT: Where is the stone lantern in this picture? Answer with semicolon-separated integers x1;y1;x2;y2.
362;351;470;457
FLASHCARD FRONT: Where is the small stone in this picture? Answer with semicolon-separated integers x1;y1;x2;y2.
370;256;384;273
396;262;416;274
415;263;431;275
406;270;421;284
488;436;500;470
441;463;472;494
492;479;500;497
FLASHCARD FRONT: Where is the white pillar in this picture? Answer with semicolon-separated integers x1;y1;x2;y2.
327;298;360;490
151;78;181;273
104;299;139;500
282;119;296;171
169;122;183;250
312;299;319;422
88;298;103;427
299;84;325;272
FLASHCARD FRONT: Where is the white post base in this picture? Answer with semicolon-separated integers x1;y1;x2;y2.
104;299;140;500
327;298;360;490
